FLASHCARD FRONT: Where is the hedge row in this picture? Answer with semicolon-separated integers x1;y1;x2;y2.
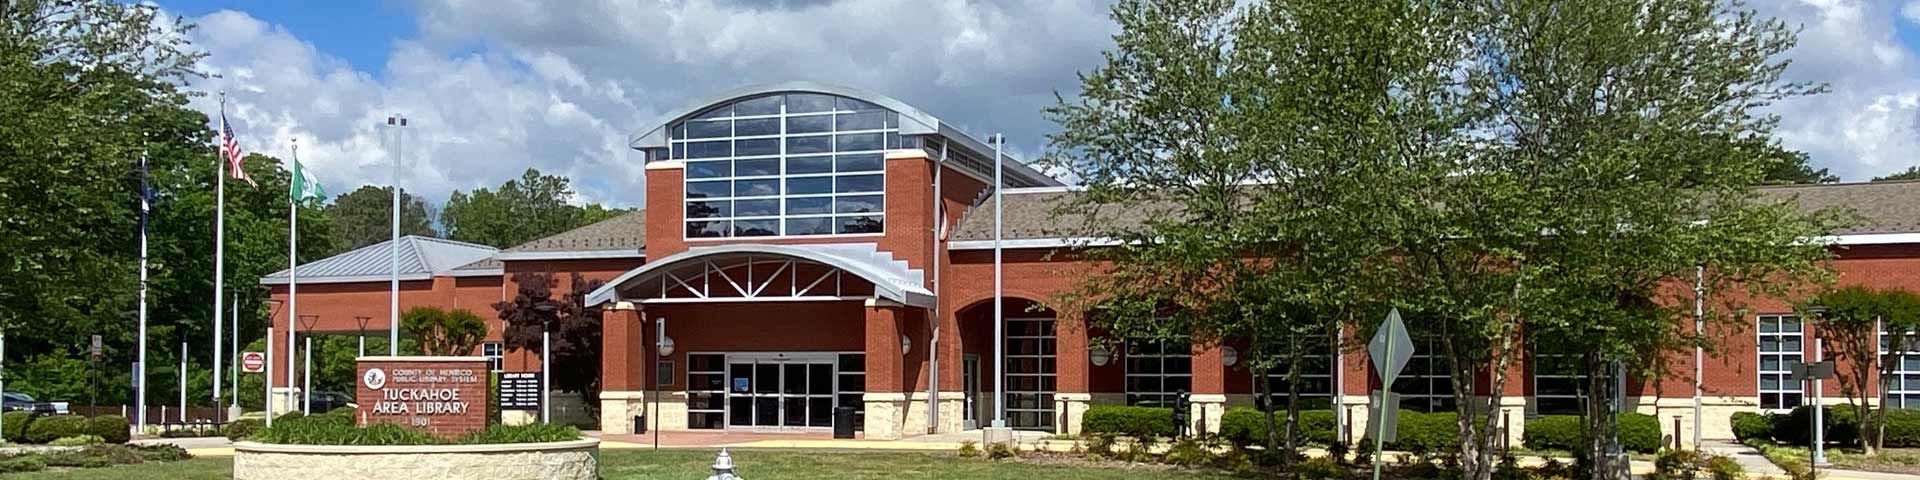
1731;405;1920;448
1521;413;1660;454
2;414;131;445
1081;405;1176;438
1219;408;1458;452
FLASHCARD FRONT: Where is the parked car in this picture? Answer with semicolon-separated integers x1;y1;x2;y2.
307;391;355;414
2;392;58;415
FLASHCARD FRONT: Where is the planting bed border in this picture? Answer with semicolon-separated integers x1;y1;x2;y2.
232;438;598;480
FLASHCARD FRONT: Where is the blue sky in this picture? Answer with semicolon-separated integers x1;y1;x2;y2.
165;1;1920;209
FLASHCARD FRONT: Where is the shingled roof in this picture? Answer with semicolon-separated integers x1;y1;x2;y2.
950;181;1920;243
495;209;647;259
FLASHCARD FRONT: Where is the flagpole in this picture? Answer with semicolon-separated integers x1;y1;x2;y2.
387;115;407;356
137;147;150;432
212;92;227;421
286;140;299;415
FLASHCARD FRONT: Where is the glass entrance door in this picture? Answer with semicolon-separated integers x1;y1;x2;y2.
726;355;836;428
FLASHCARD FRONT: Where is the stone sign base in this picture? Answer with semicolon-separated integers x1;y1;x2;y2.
232;439;598;480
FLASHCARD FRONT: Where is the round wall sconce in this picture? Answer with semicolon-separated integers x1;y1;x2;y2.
1089;344;1113;366
901;335;912;355
656;335;675;357
1222;346;1239;367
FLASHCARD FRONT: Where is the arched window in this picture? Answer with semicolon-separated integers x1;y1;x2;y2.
671;93;903;238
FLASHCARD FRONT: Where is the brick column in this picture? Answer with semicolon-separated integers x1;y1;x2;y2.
1054;312;1093;435
1189;342;1228;434
599;305;646;434
864;302;908;439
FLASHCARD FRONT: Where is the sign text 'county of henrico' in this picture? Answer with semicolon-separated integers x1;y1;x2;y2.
355;356;491;438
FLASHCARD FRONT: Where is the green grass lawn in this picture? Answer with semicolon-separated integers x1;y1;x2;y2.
6;449;1238;479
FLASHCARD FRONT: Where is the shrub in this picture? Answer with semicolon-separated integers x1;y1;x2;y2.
1296;456;1347;480
1618;413;1661;454
1084;433;1117;458
1775;404;1859;446
1;411;33;443
1081;405;1175;438
0;455;45;473
458;423;581;444
253;417;437;446
1164;437;1214;467
85;415;130;444
1882;407;1920;448
1704;454;1744;480
1729;412;1772;443
985;441;1016;460
50;435;104;446
130;444;192;462
957;440;979;458
24;415;87;444
1523;415;1583;452
224;418;264;440
1387;410;1460;453
1521;414;1658;454
1651;449;1702;480
1218;408;1337;447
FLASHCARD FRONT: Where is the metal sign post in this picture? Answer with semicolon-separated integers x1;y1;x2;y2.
1791;358;1835;471
1368;307;1414;480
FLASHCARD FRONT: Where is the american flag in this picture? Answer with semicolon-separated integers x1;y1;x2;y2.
220;111;256;187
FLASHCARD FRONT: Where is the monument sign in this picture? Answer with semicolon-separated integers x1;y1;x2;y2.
356;356;491;437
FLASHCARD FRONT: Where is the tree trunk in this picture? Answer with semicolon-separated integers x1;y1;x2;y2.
1284;341;1304;469
1582;354;1628;480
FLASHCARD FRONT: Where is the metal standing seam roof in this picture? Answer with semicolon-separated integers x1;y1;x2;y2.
495;209;647;258
261;236;499;285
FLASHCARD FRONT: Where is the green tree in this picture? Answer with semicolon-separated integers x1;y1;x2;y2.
1874;166;1920;182
1803;287;1920;454
325;185;435;253
401;306;487;356
441;168;626;248
494;272;605;415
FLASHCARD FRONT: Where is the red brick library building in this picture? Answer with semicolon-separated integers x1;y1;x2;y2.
265;82;1920;443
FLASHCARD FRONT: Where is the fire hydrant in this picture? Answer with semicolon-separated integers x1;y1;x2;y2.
705;448;742;480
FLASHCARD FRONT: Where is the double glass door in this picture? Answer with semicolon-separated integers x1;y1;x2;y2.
727;355;836;428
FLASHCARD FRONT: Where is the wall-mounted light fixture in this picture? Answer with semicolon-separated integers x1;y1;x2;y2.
1222;346;1240;367
1089;344;1113;367
901;335;912;356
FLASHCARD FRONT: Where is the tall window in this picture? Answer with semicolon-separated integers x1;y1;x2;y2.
670;93;902;238
1758;314;1805;410
1881;325;1920;409
1257;335;1335;409
687;354;726;429
1533;342;1589;416
1393;336;1455;412
1125;339;1193;408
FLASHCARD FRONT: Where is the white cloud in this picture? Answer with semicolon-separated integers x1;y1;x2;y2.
1756;0;1920;180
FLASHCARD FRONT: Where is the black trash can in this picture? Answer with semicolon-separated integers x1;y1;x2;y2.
634;414;646;434
833;406;856;439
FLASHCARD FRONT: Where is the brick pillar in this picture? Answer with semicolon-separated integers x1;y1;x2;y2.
1054;312;1093;435
1190;342;1228;434
599;305;646;434
865;302;907;439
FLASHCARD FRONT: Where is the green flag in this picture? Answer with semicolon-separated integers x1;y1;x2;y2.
290;159;326;202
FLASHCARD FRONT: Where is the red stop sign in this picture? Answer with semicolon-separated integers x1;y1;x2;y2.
241;351;266;373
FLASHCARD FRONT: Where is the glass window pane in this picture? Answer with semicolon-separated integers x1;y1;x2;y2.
735;219;777;236
736;138;779;157
837;111;886;131
686;200;729;219
734;95;782;116
787;177;832;195
735;117;780;137
686;160;731;179
734;199;778;217
787;115;831;134
787;155;832;174
736;179;779;197
787;94;835;113
786;217;832;235
836;174;883;193
837;215;883;234
687;180;730;199
836;195;884;214
687;221;729;238
787;135;832;155
692;104;730;120
735;158;779;177
687;140;730;159
836;96;882;112
686;119;730;139
835;153;883;172
786;197;832;215
836;133;883;152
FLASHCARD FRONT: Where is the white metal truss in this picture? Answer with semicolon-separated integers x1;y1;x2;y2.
640;255;875;304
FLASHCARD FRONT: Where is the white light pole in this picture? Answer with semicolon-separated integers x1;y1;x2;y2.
178;341;187;423
1693;265;1705;449
990;133;1005;429
542;316;552;424
1813;337;1827;466
230;291;240;412
386;114;408;356
136;149;151;432
265;326;275;426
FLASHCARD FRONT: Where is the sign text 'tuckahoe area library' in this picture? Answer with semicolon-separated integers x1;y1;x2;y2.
355;356;490;437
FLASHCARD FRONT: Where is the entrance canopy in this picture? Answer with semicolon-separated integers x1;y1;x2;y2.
584;243;933;308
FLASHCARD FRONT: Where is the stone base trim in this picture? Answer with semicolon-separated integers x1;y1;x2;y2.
233;439;599;480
